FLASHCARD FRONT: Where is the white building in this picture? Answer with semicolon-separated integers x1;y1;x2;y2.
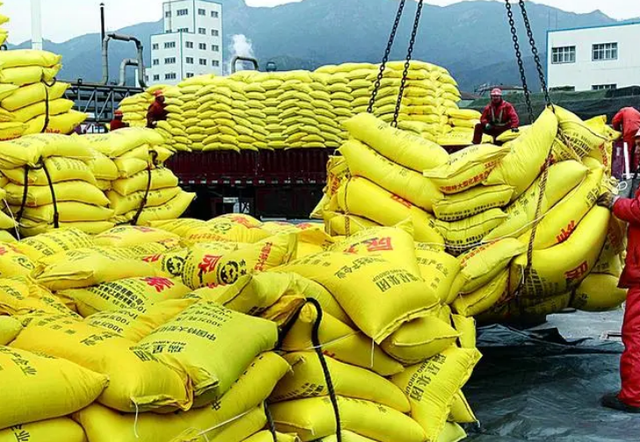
146;0;223;86
547;22;640;92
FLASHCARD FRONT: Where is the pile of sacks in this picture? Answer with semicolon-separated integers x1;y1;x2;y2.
0;216;483;442
438;108;490;147
118;61;463;152
317;106;626;323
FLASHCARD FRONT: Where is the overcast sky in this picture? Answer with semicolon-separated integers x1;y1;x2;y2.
4;0;640;44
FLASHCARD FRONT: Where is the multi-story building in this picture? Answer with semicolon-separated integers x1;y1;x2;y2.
146;0;223;86
547;22;640;92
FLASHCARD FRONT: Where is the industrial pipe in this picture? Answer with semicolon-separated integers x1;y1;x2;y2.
101;33;147;88
119;58;139;86
231;56;259;74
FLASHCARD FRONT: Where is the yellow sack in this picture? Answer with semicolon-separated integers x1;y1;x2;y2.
329;224;420;276
108;187;181;215
13;202;113;223
0;84;20;104
485;108;558;197
271;396;427;442
318;431;376;442
451;314;476;348
453;268;509;317
85;298;197;341
5;180;110;207
342;113;449;171
0;49;61;68
0;346;108;429
510;206;609;298
242;431;299;442
135;301;278;403
433;185;513;221
150;218;206;236
423;144;510;194
25;110;87;136
381;314;460;364
415;243;462;304
95;225;180;247
438;423;467;442
0;121;26;140
117;191;195;225
437;129;491;147
272;351;410;412
392;347;481;441
13;316;192;412
75;352;289;442
112;167;178;196
335;177;444;245
12;98;75;123
435;209;507;254
0;64;59;86
174;406;267;442
340;139;443;212
448;391;477;424
553;106;608;160
184;220;270;245
0;242;36;277
571;273;627;312
484;160;589;242
0;278;80;318
34;247;162;290
0;315;23;345
0;417;87;442
458;238;526;294
3;157;96;185
15;228;95;261
323;212;380;236
82;128;165;157
278;251;440;343
592;216;627;276
181;234;297;289
60;276;192;317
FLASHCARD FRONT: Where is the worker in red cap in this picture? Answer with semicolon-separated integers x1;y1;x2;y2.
109;109;129;131
613;107;640;171
147;90;168;129
473;88;520;144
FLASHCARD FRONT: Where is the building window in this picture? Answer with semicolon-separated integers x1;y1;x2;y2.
551;46;575;64
198;8;206;16
186;41;193;49
165;73;177;80
178;27;188;33
165;57;176;64
212;29;219;37
165;11;171;18
153;59;159;66
198;28;206;35
593;43;618;61
211;11;219;18
164;41;176;49
592;84;617;91
165;30;171;33
186;73;194;78
177;9;188;16
186;57;194;64
212;45;219;52
153;74;160;81
152;43;159;50
212;60;220;67
199;43;207;50
199;58;207;66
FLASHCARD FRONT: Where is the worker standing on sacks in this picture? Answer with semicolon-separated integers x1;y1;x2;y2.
147;90;168;129
612;107;640;170
109;110;128;131
473;88;519;144
598;173;640;413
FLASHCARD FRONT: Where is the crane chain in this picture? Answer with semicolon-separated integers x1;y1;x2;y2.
368;0;407;114
518;0;552;107
392;0;425;128
504;0;534;124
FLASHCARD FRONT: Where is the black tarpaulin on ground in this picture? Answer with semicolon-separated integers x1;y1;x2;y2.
463;325;639;442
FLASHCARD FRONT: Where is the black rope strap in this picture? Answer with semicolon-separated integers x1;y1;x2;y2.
40;76;57;134
131;166;153;226
276;298;342;442
263;402;277;441
368;0;407;114
15;165;30;223
41;161;60;229
16;159;60;229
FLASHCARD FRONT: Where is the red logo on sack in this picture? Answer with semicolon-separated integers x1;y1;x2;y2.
199;255;222;274
143;277;175;293
142;254;161;263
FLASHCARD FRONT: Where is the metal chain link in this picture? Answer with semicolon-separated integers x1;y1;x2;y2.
392;0;424;127
368;0;407;114
519;0;552;107
505;0;534;123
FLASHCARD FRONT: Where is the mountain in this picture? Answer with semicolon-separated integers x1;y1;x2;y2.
9;0;619;92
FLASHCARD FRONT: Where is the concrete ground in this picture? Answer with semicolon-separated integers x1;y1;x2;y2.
535;307;624;341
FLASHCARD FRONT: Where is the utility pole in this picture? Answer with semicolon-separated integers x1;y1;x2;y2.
31;0;43;50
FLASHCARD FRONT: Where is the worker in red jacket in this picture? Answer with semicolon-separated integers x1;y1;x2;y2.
612;107;640;170
598;180;640;413
109;110;129;131
147;90;168;129
473;88;520;144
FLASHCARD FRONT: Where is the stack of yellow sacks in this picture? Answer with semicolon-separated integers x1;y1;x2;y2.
438;108;489;146
317;104;626;323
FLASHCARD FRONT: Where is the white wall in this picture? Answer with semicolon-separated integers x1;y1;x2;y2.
148;0;223;85
548;22;640;91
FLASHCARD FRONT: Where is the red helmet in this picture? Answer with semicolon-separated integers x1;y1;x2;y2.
491;88;503;97
114;109;123;116
153;90;164;97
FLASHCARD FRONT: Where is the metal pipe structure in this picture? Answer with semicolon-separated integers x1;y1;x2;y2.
231;56;259;74
101;33;147;88
119;58;139;86
100;2;106;44
31;0;43;50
